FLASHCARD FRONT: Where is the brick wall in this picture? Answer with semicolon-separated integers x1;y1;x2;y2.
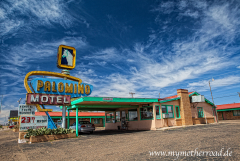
222;111;240;120
218;112;223;120
192;118;214;124
92;118;104;127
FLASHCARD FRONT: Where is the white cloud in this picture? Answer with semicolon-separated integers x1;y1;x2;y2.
0;110;10;124
128;0;240;92
180;10;199;18
1;36;87;67
84;0;240;98
1;0;240;105
84;48;120;61
0;0;88;37
188;76;240;92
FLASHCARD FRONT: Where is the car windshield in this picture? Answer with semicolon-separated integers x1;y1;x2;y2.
71;121;91;126
79;121;91;124
71;122;76;126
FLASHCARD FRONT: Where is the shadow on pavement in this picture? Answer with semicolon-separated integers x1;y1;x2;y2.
79;130;148;136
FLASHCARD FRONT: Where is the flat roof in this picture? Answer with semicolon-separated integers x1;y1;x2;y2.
36;112;105;117
216;103;240;111
66;91;214;111
67;97;159;111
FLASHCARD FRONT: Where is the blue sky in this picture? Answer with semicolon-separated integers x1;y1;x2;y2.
0;0;240;124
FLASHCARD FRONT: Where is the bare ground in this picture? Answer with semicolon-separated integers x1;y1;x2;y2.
0;121;239;161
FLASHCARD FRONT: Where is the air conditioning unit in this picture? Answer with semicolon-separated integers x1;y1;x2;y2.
162;114;169;118
191;95;205;103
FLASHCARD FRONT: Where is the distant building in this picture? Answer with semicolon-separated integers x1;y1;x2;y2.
9;110;18;124
35;111;105;127
217;103;240;120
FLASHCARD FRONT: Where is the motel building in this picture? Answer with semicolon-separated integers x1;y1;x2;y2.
216;103;240;120
67;89;217;130
35;111;105;127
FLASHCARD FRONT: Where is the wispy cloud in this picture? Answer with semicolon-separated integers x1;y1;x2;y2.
0;0;88;38
84;48;120;61
188;76;240;92
85;0;240;98
1;36;87;67
1;0;240;118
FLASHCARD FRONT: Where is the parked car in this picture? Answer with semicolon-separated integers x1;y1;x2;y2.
8;125;14;129
70;121;95;134
54;120;62;128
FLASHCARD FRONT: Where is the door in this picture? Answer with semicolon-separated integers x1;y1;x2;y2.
223;112;227;120
121;111;126;129
197;107;204;118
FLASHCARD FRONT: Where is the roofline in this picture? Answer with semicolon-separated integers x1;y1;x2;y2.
71;97;159;105
158;91;215;106
216;102;240;106
66;92;215;110
217;108;240;112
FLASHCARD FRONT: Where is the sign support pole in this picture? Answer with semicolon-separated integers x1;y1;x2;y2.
62;106;66;129
76;107;78;137
67;109;70;129
61;69;69;129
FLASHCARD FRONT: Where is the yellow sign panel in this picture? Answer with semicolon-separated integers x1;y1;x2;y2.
24;71;82;112
10;117;18;120
57;45;76;70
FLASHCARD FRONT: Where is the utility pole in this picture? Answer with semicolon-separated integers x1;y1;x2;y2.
17;98;22;105
208;78;218;123
0;95;3;113
159;92;160;98
129;92;135;98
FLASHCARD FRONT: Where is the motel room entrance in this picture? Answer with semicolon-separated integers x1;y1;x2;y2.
65;96;160;136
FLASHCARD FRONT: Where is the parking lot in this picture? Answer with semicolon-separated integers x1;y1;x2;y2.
0;121;239;161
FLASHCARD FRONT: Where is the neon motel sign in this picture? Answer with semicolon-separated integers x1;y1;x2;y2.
26;78;92;105
24;45;93;111
26;94;71;105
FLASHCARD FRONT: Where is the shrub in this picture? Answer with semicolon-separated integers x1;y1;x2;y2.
14;124;19;129
25;127;74;138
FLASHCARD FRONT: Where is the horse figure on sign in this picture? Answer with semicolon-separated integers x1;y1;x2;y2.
62;49;73;66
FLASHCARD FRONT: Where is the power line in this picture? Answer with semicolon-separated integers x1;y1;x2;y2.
213;94;238;99
204;70;240;78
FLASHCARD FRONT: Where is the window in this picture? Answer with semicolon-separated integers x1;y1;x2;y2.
116;111;120;122
233;110;240;116
197;107;204;118
156;105;161;119
128;109;138;121
140;107;153;120
106;112;115;123
162;106;167;113
94;119;100;124
175;106;180;118
161;105;174;118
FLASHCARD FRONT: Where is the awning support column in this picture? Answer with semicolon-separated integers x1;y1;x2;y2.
76;108;78;137
67;109;70;129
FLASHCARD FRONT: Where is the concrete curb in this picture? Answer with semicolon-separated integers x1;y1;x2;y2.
156;123;218;131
